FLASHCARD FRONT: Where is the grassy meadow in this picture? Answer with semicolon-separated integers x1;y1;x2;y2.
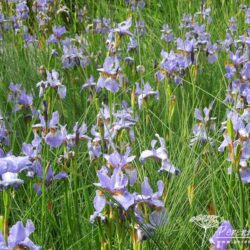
0;0;249;249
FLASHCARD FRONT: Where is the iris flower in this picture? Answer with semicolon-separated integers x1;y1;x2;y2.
140;134;180;175
0;220;41;250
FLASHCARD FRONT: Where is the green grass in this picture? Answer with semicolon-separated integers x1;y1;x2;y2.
0;0;249;249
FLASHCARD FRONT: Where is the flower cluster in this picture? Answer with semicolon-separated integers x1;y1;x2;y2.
190;101;216;146
218;11;250;183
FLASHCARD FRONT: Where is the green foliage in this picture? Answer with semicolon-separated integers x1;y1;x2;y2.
0;0;249;249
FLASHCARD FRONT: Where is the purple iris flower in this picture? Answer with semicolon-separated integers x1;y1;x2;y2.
193;24;206;35
239;32;250;47
16;91;33;110
90;190;106;223
194;101;216;123
206;43;218;64
22;134;42;160
105;31;115;53
61;45;90;69
94;167;134;211
65;121;91;146
46;70;66;98
112;17;133;36
156;50;189;84
190;101;216;146
219;108;250;184
195;7;211;22
104;147;137;185
34;164;68;195
8;83;33;112
92;18;103;33
241;62;250;80
110;102;138;141
209;221;234;250
104;148;135;168
98;103;112;124
242;87;250;105
223;31;234;49
24;33;38;48
36;164;68;183
87;138;102;160
177;38;196;54
0;118;9;146
97;56;120;93
229;51;248;66
228;17;238;33
33;111;65;148
246;8;250;24
32;0;49;13
87;124;114;160
135;82;159;109
111;117;136;141
125;0;145;11
160;50;178;73
140;134;180;175
22;135;42;177
45;123;65;148
92;18;111;34
218;134;231;153
225;65;236;79
240;166;250;183
135;20;146;36
48;25;66;43
180;14;193;29
176;38;196;64
161;24;174;42
229;111;249;138
36;70;66;99
16;1;29;19
81;75;97;91
134;207;168;242
8;83;22;97
0;220;41;250
135;177;164;207
127;36;138;52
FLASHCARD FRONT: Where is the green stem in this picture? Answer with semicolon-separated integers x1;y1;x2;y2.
3;190;10;241
237;171;245;230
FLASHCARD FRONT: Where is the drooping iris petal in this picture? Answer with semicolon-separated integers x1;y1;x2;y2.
0;232;6;249
240;168;250;183
159;160;181;175
139;150;154;162
0;172;24;188
54;172;68;180
94;190;106;213
149;207;168;228
125;167;137;186
45;130;64;148
113;191;134;210
57;85;67;99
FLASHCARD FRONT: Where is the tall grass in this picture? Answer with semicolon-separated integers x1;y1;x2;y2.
0;0;249;249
